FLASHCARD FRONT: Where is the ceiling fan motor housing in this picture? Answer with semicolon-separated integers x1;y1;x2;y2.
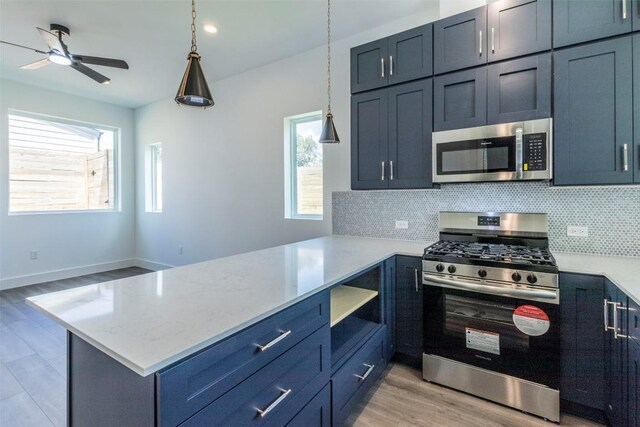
50;24;70;37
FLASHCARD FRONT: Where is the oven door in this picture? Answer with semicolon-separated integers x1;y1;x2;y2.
423;281;560;389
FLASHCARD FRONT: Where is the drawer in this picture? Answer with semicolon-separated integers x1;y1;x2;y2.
332;325;387;426
157;291;329;427
181;326;331;427
630;297;640;347
285;384;330;427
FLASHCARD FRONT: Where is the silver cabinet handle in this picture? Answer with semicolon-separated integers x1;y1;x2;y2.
390;161;394;180
354;363;375;381
256;330;291;352
414;268;420;292
479;30;483;55
623;144;629;171
605;299;616;332
381;161;385;181
613;303;629;339
491;27;495;53
256;388;291;417
623;0;627;19
389;55;393;76
381;57;385;78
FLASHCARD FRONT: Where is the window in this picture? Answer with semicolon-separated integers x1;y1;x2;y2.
8;112;118;213
148;143;163;212
285;112;323;220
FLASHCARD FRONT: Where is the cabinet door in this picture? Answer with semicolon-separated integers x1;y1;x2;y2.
605;281;629;427
487;53;551;125
553;0;632;48
630;299;640;427
635;34;640;183
635;0;640;31
553;37;634;185
395;256;423;360
388;79;433;189
559;273;605;410
487;0;551;62
351;39;388;94
434;67;487;131
433;6;487;74
351;89;389;190
388;24;433;86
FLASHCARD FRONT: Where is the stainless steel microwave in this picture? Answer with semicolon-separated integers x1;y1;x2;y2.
432;119;552;184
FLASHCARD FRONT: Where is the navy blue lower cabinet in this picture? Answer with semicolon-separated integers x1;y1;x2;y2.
181;326;330;426
487;53;551;125
605;280;629;427
559;274;606;412
157;291;329;427
629;339;640;427
383;257;396;359
285;384;331;427
395;256;423;361
433;66;487;131
332;326;387;426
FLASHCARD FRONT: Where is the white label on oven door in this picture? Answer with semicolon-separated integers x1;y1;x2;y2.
465;327;500;355
513;305;550;336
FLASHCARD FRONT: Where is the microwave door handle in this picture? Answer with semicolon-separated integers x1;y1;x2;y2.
515;127;524;179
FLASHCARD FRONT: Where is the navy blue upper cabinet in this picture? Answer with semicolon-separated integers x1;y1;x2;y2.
487;53;551;125
388;79;433;189
635;34;640;183
388;24;433;86
351;25;432;94
553;0;633;48
395;256;423;360
351;39;389;93
434;6;487;74
553;37;634;185
559;274;605;411
351;89;389;190
434;67;487;131
487;0;551;62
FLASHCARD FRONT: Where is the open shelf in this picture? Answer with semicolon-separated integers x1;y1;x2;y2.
331;316;379;368
330;285;379;327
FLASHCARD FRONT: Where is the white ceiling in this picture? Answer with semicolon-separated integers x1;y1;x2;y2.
0;0;432;108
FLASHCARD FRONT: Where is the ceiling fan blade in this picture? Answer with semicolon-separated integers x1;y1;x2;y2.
0;40;47;54
72;55;129;69
21;58;52;69
70;62;110;84
37;27;66;54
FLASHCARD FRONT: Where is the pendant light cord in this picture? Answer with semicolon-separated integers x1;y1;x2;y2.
191;0;197;52
326;0;332;114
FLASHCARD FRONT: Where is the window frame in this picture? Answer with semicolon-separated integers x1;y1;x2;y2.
7;109;121;216
149;143;163;213
284;111;324;221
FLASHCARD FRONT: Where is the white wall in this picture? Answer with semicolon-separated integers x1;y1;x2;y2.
0;79;136;289
135;7;439;267
439;0;488;18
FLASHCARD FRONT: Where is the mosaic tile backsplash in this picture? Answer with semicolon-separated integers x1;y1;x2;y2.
332;182;640;257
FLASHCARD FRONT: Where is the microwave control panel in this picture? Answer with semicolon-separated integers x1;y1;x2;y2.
523;133;547;171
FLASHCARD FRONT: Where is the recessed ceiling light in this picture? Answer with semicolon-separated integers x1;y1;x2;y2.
203;24;218;34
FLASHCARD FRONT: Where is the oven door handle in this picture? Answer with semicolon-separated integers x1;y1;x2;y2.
423;274;558;303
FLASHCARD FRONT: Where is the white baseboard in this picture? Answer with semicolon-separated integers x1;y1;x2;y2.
0;259;137;291
134;258;175;271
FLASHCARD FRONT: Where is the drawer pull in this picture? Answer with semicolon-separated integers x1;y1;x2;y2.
354;363;375;381
256;388;292;417
256;330;292;352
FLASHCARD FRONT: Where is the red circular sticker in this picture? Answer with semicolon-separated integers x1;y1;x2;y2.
513;305;550;336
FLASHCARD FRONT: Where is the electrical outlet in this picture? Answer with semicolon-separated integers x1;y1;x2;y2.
30;250;38;260
395;220;409;229
178;245;183;255
567;226;589;237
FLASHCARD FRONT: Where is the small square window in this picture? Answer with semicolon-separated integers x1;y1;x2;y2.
147;143;163;212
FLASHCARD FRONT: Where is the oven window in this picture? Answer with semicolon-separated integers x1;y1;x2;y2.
444;294;529;352
437;136;516;175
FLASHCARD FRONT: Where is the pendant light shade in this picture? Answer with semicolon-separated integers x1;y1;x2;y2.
175;0;214;109
320;0;340;144
319;112;340;144
175;52;214;108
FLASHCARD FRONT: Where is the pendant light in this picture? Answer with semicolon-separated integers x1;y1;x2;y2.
175;0;214;109
319;0;340;143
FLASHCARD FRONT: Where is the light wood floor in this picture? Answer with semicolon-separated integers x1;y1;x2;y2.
351;362;603;427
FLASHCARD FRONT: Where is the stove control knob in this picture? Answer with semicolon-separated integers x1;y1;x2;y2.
478;269;487;278
447;265;457;274
436;264;445;272
512;272;522;282
527;274;538;284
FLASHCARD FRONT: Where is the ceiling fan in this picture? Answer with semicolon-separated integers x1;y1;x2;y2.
0;24;129;85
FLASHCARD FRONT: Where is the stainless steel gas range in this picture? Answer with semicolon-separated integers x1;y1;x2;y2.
422;212;560;422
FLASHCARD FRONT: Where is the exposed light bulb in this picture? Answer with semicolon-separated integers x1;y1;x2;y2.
102;80;111;85
203;24;218;34
49;52;72;66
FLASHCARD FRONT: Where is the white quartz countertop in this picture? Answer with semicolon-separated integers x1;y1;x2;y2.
26;235;428;376
26;235;640;377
